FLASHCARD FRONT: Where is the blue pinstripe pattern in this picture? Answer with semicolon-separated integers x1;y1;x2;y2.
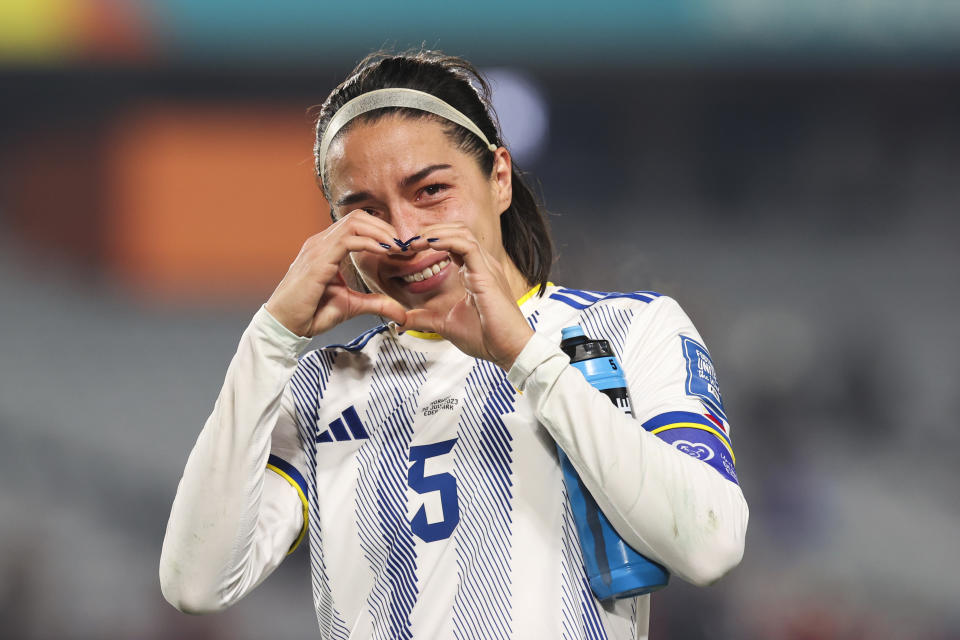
580;575;610;640
560;487;609;640
354;338;428;640
290;350;350;639
451;359;517;640
527;309;542;330
290;350;334;440
578;304;634;359
575;296;647;638
564;290;662;636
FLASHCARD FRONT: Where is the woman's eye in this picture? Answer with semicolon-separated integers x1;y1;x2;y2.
417;184;449;200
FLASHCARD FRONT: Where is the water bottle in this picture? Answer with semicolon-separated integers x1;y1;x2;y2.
558;325;670;599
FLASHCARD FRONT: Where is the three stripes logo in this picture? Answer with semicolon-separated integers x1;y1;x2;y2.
316;405;369;443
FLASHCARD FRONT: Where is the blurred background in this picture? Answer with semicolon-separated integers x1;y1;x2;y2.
2;1;959;638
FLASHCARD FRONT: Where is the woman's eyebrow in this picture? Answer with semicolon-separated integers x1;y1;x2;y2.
335;191;373;208
400;164;452;189
335;164;453;208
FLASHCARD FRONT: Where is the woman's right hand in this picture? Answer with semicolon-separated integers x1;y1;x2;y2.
265;210;407;338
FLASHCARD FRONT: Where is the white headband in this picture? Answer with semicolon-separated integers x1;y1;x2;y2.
316;88;498;180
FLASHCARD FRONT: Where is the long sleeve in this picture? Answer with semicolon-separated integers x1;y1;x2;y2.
507;296;748;587
159;306;313;613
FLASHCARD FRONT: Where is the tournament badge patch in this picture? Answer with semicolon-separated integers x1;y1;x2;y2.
680;335;728;423
657;427;738;484
641;410;739;484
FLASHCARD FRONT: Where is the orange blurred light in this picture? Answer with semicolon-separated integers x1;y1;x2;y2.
105;105;329;302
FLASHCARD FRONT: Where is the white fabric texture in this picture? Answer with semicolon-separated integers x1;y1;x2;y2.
159;306;311;612
160;286;748;639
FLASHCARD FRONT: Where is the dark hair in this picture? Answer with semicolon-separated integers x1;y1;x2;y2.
312;49;553;295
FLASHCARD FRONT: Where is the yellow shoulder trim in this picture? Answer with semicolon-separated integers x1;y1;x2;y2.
516;281;552;307
649;422;736;464
266;463;309;554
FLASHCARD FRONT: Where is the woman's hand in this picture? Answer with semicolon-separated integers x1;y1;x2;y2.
399;224;534;371
265;211;407;337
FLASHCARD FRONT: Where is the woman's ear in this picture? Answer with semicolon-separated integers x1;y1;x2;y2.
491;147;513;216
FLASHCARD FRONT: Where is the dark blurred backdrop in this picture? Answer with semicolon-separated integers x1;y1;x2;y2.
2;2;958;638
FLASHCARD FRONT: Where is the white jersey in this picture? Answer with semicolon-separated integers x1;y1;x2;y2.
160;284;748;640
268;284;741;639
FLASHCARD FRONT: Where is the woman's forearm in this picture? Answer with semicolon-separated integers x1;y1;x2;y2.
508;332;748;586
159;307;311;613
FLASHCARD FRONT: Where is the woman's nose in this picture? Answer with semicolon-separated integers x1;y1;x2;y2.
389;207;420;245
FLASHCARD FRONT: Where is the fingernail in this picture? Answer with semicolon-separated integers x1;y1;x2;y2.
378;242;391;249
427;237;439;243
401;246;409;252
405;235;421;243
393;238;405;247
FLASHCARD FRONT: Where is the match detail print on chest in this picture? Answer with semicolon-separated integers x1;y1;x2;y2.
312;342;462;446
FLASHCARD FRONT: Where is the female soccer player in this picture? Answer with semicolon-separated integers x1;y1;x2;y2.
160;50;748;640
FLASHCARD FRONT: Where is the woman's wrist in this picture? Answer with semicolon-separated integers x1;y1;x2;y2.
494;324;536;373
255;305;314;358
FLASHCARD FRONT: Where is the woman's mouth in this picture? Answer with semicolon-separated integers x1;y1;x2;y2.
400;258;451;283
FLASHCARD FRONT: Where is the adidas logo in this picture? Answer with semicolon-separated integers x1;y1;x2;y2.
316;405;369;443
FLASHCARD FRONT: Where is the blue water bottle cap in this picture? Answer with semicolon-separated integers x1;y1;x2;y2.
561;325;585;340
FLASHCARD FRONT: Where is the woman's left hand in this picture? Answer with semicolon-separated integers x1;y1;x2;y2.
399;224;534;371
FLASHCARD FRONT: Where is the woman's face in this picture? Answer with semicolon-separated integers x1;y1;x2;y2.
325;115;516;314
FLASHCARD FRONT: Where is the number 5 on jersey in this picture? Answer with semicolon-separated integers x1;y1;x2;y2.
408;438;459;542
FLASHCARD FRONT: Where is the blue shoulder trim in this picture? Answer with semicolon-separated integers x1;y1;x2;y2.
642;410;716;430
323;324;389;352
549;287;663;310
641;410;732;447
266;454;309;499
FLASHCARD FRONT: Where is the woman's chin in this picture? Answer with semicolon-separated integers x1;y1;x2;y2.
399;286;462;318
